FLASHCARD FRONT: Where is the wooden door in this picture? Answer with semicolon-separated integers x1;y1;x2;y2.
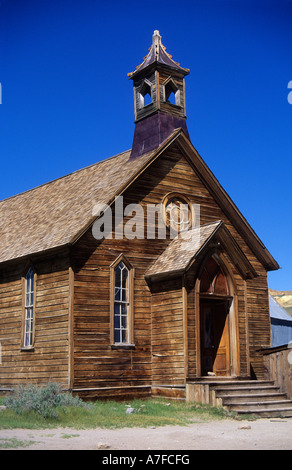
200;299;230;376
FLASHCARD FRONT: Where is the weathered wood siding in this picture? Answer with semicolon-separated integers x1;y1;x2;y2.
151;278;184;386
72;237;153;395
0;253;70;389
72;143;271;392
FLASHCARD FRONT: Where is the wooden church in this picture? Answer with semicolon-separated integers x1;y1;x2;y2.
0;31;280;401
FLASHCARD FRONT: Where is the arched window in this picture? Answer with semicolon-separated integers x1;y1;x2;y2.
110;256;134;345
200;256;229;296
23;267;35;348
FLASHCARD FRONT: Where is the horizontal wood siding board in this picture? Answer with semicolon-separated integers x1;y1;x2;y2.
0;254;70;388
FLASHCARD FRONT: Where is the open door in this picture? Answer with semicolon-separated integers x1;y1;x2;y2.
200;299;230;376
198;255;233;377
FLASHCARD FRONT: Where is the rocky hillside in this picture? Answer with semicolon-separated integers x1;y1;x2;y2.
269;290;292;316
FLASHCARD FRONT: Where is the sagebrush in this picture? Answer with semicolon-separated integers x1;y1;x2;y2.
4;383;89;419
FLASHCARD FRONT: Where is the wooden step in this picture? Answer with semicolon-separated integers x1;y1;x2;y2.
221;393;288;404
236;406;292;418
215;385;281;396
208;379;292;418
209;380;275;389
228;400;292;412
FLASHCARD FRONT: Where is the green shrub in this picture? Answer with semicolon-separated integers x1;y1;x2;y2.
4;383;88;419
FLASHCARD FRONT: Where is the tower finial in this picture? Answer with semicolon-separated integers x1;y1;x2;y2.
152;30;161;58
152;30;161;44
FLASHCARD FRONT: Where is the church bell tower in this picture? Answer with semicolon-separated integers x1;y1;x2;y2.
128;31;190;159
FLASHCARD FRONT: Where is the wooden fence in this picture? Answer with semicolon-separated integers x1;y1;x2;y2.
261;343;292;399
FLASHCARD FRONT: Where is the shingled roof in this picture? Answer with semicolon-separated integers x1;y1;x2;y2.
145;221;221;278
0;149;153;264
145;220;257;280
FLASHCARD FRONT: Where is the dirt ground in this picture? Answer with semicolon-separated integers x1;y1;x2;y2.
1;418;292;450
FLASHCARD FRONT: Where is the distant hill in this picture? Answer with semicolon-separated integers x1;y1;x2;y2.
269;290;292;316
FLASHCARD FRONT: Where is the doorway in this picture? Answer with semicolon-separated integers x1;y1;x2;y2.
196;254;236;377
200;298;230;376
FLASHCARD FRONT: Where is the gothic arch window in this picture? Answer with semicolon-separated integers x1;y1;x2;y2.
110;256;134;345
22;267;36;349
199;256;229;296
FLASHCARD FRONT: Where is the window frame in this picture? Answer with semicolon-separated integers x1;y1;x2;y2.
110;255;134;348
162;77;181;107
21;266;37;351
138;79;153;109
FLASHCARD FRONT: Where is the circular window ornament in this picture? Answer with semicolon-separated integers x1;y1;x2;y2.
162;193;194;233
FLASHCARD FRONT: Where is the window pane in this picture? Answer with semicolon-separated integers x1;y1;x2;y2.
114;329;120;343
114;313;120;329
24;332;29;347
121;303;128;315
121;329;128;343
122;288;128;302
122;266;128;289
115;265;121;287
114;287;121;301
121;315;127;329
30;274;34;293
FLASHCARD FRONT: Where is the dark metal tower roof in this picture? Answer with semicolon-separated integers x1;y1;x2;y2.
128;30;190;79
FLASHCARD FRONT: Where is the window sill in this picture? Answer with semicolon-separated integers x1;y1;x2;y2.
111;344;136;350
20;347;35;352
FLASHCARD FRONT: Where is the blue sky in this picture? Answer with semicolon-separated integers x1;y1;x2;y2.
0;0;291;290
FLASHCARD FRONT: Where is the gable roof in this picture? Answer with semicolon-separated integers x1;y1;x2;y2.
0;149;153;264
145;221;221;279
0;129;279;271
145;220;257;280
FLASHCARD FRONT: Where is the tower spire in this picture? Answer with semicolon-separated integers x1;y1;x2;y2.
128;31;190;159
